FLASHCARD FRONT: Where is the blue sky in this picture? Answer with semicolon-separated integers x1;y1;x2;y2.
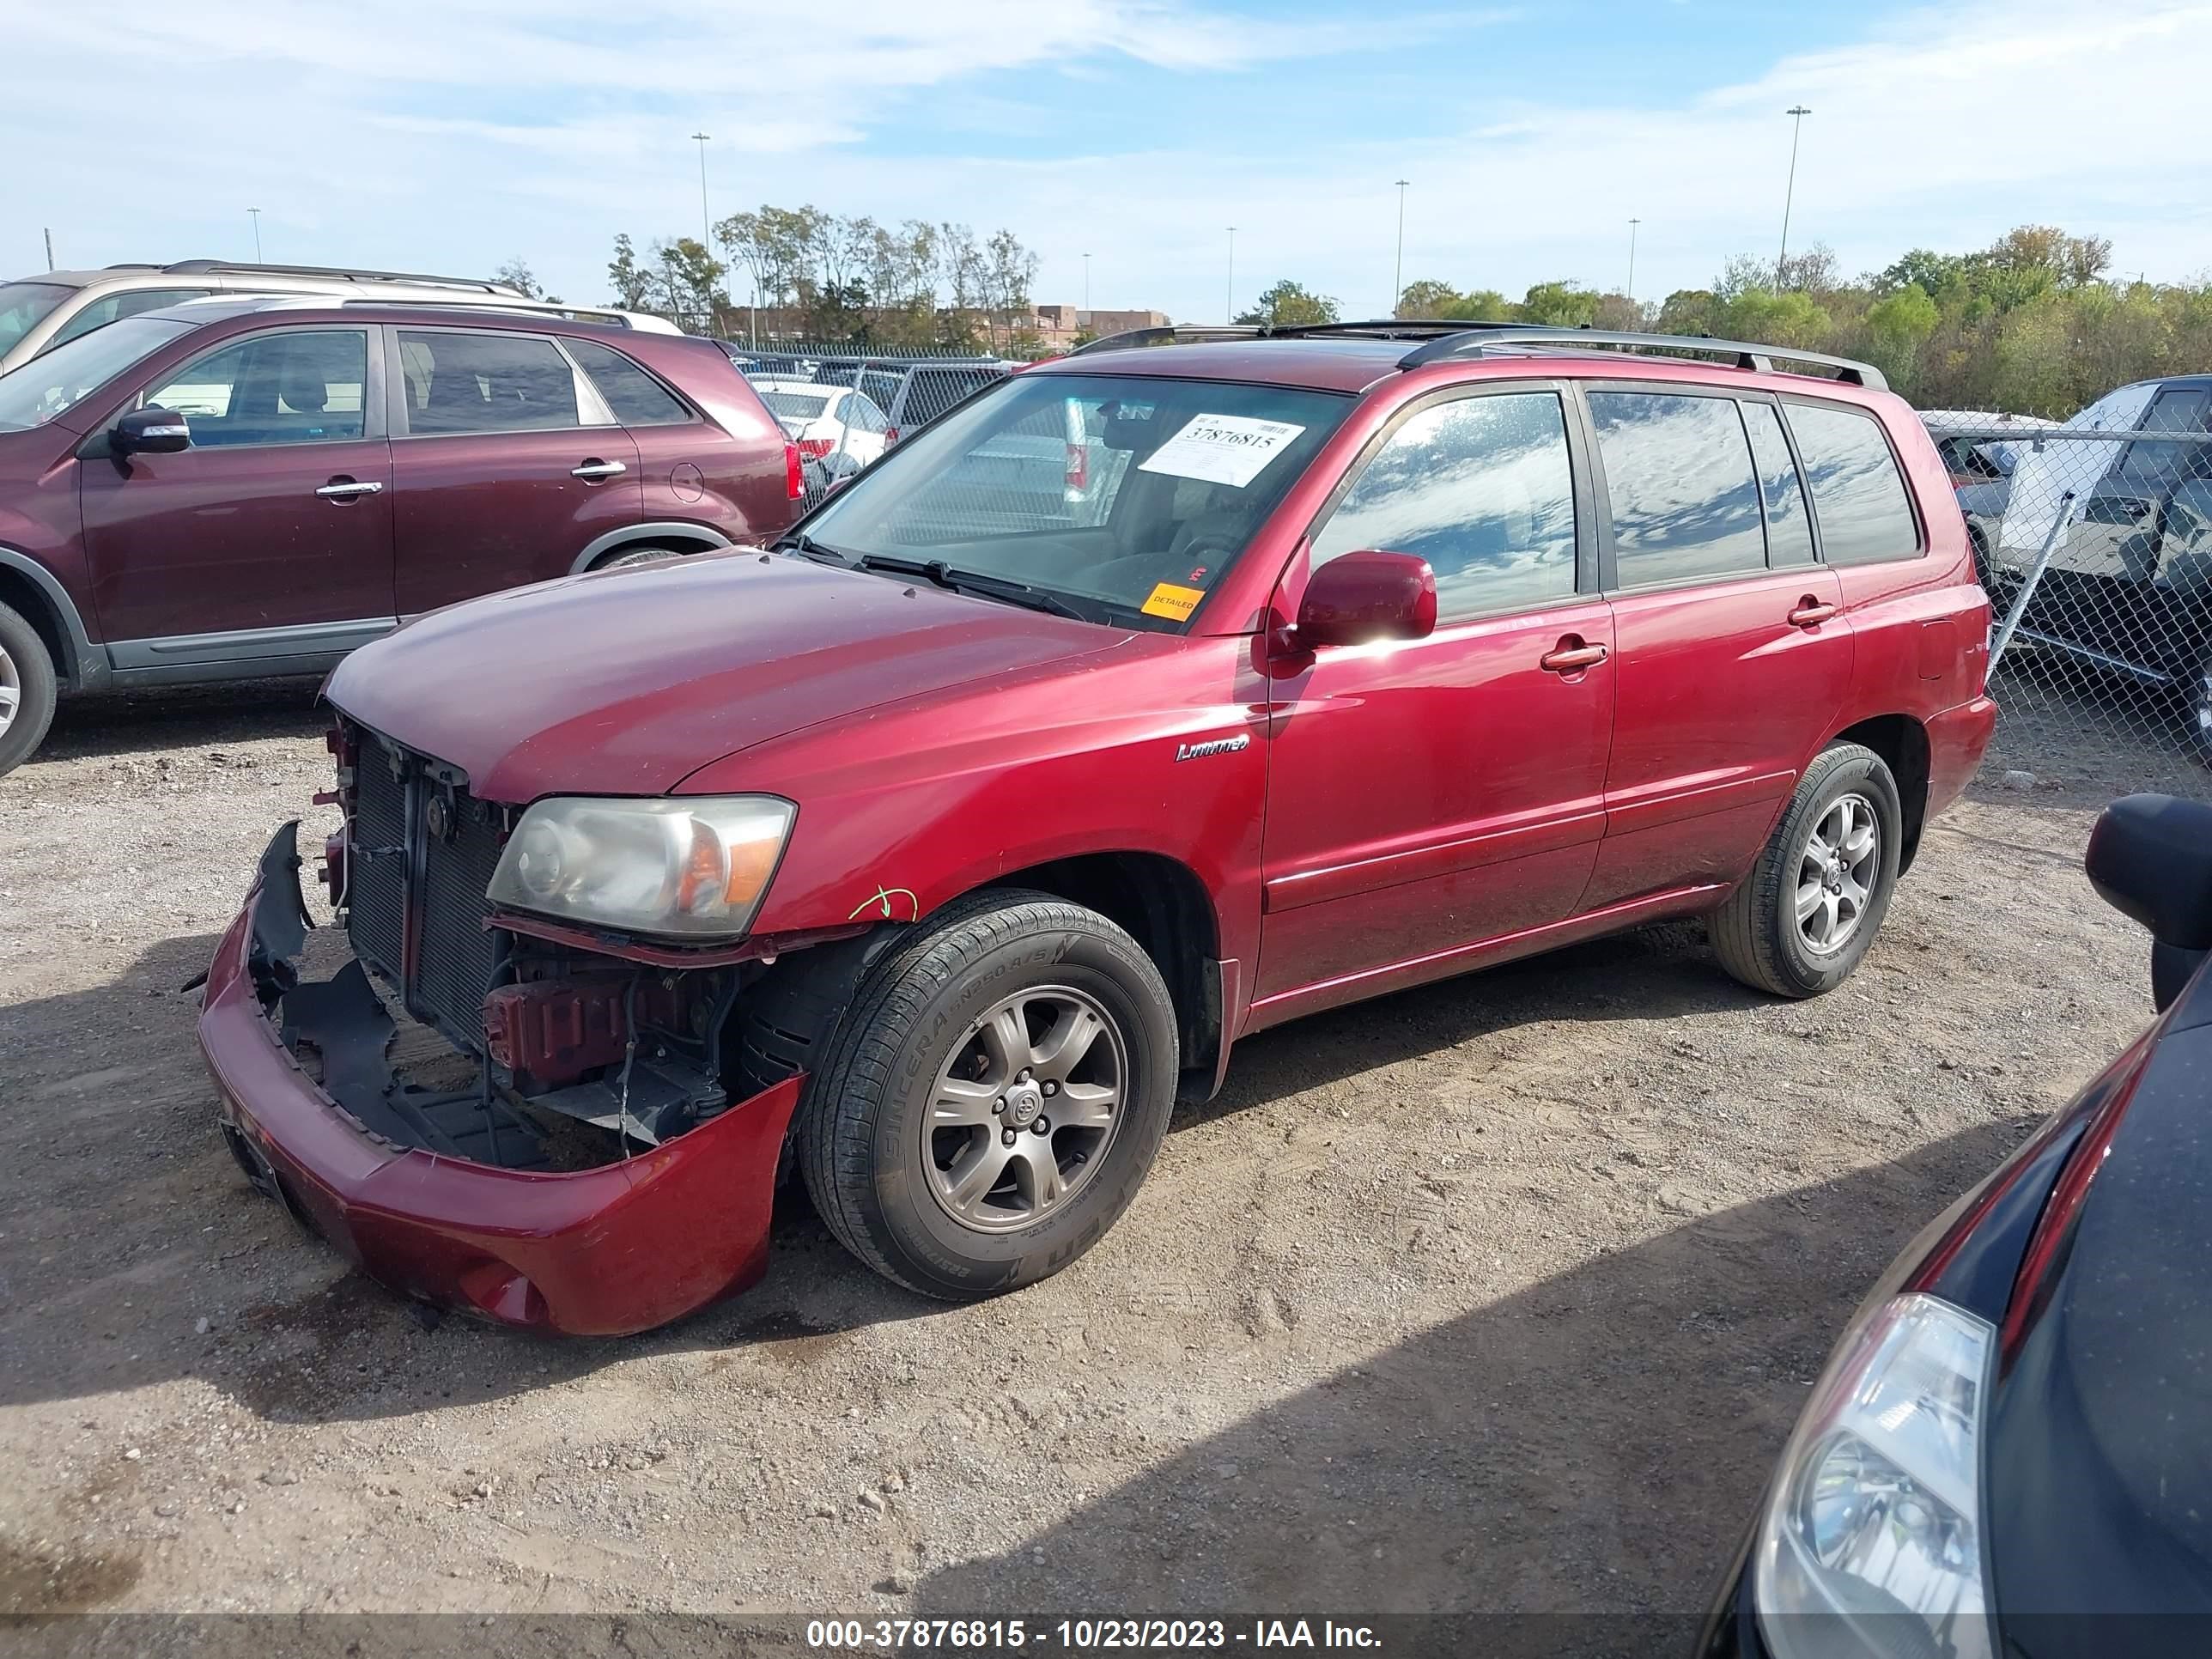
8;0;2210;324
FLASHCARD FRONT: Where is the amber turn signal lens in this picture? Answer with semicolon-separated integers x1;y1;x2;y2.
724;832;782;907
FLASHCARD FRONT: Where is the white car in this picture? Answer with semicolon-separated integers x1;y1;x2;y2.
0;260;678;377
750;378;892;471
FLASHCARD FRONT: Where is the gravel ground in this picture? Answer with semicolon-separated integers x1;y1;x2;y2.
0;679;2176;1643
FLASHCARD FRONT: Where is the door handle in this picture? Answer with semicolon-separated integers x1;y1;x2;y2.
314;478;384;500
1788;599;1838;628
571;459;628;481
1539;639;1609;673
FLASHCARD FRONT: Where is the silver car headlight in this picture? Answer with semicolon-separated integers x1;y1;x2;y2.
486;796;794;939
1754;1293;1996;1659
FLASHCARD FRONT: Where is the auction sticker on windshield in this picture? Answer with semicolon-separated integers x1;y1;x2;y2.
1138;413;1307;489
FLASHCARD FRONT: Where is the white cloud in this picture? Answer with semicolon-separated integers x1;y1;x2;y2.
4;0;2206;325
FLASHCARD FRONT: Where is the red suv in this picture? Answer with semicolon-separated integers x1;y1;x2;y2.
0;297;800;774
197;323;1995;1334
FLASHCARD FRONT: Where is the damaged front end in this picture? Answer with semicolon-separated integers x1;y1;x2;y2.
196;726;813;1336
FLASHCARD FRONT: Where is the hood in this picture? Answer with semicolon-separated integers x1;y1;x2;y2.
325;551;1123;801
1986;1008;2212;1638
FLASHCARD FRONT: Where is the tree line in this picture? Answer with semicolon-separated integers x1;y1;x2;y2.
1383;225;2212;417
585;210;1042;353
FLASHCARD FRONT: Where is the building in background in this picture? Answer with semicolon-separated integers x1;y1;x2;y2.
1030;305;1169;348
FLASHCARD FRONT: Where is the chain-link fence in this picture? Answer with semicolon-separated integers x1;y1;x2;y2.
1931;403;2212;800
714;344;1014;512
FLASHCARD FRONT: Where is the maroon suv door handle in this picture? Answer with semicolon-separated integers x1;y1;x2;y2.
1788;598;1838;628
1539;638;1609;673
313;477;384;501
571;459;628;482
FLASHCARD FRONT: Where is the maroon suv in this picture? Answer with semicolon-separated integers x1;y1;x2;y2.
0;297;801;774
198;323;1996;1334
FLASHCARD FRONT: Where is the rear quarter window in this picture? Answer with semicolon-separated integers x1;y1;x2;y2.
563;337;691;426
1786;402;1922;566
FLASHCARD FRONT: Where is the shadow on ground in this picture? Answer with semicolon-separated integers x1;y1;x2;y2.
29;679;326;766
912;1115;2031;1638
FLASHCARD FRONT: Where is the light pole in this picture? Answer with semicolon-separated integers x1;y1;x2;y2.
1627;217;1640;302
1226;227;1237;324
1778;105;1811;284
1083;252;1091;318
690;131;712;248
248;206;262;262
1393;179;1410;317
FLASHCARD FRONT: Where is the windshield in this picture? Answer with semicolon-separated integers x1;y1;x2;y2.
799;371;1351;629
0;282;70;356
760;390;833;422
0;315;194;432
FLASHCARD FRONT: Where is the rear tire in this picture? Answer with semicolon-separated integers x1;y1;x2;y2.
1710;742;1903;999
798;890;1178;1301
0;601;58;779
592;544;684;572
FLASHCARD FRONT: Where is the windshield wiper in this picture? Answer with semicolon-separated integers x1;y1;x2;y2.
852;555;1097;623
770;531;853;565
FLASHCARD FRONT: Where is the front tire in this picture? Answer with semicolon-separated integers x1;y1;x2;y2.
798;890;1179;1300
0;601;58;779
1710;742;1903;998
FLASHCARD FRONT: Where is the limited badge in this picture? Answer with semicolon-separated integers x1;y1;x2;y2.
1141;581;1206;622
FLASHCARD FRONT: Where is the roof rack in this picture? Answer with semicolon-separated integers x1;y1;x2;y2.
154;260;526;296
335;296;626;324
1071;318;1498;356
1069;324;1262;355
1396;327;1887;390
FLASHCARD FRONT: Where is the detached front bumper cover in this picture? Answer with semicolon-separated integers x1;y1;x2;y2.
196;823;804;1336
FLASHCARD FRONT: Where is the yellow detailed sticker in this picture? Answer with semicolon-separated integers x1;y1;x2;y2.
1141;581;1206;622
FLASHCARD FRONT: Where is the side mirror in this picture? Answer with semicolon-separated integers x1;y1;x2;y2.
2085;793;2212;1011
1294;550;1437;650
112;406;191;456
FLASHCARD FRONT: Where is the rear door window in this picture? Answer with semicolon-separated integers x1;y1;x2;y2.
1740;401;1816;566
1785;402;1921;565
1313;390;1579;617
1588;390;1766;584
562;337;690;426
398;330;583;434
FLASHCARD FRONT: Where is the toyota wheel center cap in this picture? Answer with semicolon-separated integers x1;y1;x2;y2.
1004;1081;1045;1128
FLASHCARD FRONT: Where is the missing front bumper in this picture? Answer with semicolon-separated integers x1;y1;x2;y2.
196;823;805;1336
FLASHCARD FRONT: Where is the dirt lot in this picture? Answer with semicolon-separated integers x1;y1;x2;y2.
0;680;2172;1645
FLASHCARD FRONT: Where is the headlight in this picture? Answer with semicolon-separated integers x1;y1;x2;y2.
485;796;794;939
1754;1292;1996;1659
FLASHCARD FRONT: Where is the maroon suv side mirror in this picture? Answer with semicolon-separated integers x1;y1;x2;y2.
1294;550;1437;649
111;406;192;457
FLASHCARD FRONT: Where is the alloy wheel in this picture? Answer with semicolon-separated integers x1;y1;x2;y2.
1796;793;1880;956
0;641;19;740
922;985;1127;1234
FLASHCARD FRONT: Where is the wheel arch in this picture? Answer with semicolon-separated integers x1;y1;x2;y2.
0;548;100;690
570;521;735;575
1827;713;1932;873
978;851;1224;1096
737;848;1230;1111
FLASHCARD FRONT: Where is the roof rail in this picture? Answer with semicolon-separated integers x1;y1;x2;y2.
335;297;627;325
1072;319;1508;356
158;259;525;296
1396;327;1887;390
1069;324;1264;355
